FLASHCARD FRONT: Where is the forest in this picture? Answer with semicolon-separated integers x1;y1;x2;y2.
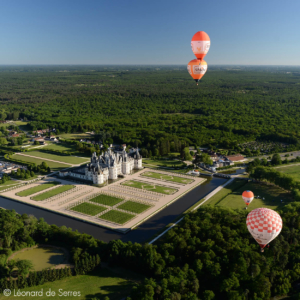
0;66;300;156
2;203;300;299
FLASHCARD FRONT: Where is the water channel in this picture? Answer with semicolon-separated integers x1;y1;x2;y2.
0;176;227;244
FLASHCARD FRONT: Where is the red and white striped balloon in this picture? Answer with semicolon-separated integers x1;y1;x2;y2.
246;208;282;251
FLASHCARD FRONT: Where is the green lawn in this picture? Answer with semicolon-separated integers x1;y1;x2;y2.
0;267;134;300
24;151;89;164
117;200;152;213
143;158;185;168
99;210;135;224
141;171;193;184
12;154;70;171
205;179;292;211
204;179;247;206
122;180;177;194
11;247;65;271
59;133;93;140
276;164;300;181
31;185;75;201
71;202;107;216
89;194;123;206
0;180;22;191
44;143;75;152
16;181;60;197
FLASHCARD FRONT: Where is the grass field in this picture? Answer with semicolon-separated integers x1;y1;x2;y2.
44;143;75;151
16;181;60;196
59;133;93;140
24;151;89;164
143;158;185;168
0;267;135;300
89;194;123;206
141;171;193;184
12;154;70;171
31;185;75;201
11;247;65;271
71;202;107;216
122;180;177;194
0;180;22;191
205;179;293;211
276;164;300;181
117;200;152;213
204;179;247;206
99;210;135;224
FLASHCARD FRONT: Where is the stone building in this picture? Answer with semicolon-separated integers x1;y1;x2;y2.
59;147;142;184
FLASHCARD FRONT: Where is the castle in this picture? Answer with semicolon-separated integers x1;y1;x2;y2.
59;147;142;184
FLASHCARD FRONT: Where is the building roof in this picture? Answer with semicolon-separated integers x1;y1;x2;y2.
225;154;245;162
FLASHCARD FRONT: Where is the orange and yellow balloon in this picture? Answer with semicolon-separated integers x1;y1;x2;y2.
242;190;254;209
187;59;207;85
188;31;210;85
191;31;211;61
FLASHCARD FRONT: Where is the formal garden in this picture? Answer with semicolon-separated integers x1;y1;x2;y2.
98;210;135;225
16;181;60;197
121;180;177;195
141;171;193;184
31;185;75;201
89;194;124;206
71;202;107;216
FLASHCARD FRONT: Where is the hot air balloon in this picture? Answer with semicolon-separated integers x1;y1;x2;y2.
187;59;207;85
242;190;254;209
191;31;210;61
246;208;282;252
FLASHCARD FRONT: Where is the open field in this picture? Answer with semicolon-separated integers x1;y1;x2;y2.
59;133;93;140
141;171;193;184
0;180;21;191
89;194;123;206
0;267;135;300
205;179;293;211
16;181;60;196
143;158;185;168
122;180;178;194
11;247;65;271
24;151;89;164
44;143;76;152
32;185;75;201
71;202;107;216
276;164;300;181
12;154;70;171
203;179;248;206
118;200;152;213
99;210;135;224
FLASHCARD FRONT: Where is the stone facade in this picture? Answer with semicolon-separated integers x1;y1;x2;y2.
59;148;142;184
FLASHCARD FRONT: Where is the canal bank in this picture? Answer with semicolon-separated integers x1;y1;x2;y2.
0;176;227;244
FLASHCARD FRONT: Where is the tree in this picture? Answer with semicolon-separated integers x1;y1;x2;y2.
271;153;282;165
15;259;34;278
203;290;215;300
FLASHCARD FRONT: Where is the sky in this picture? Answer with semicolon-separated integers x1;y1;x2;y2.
0;0;299;65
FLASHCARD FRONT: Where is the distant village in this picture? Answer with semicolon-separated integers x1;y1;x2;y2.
200;149;246;172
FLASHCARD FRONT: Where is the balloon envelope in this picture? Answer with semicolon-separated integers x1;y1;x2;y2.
191;31;210;60
187;59;207;84
242;190;254;206
246;208;282;250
